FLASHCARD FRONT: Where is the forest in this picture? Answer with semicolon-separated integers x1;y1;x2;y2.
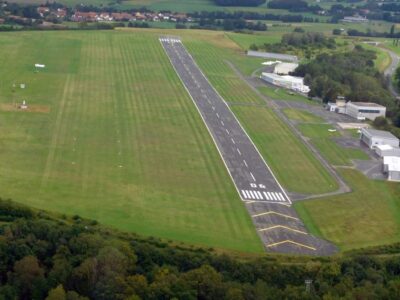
1;198;400;299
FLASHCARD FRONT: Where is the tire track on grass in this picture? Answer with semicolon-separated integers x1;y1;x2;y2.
41;74;72;187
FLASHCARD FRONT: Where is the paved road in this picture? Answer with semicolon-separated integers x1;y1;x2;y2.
160;36;290;204
382;46;400;98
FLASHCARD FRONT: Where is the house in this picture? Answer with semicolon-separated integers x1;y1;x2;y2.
342;15;368;23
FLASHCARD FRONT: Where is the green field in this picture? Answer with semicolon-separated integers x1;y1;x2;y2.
298;123;369;167
290;109;400;251
283;108;324;123
5;27;399;253
295;169;400;251
0;30;266;253
258;86;313;103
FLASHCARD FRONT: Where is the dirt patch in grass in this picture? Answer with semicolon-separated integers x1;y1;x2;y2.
0;103;50;113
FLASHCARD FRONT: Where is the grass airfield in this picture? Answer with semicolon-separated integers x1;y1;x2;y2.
0;30;264;252
1;28;399;253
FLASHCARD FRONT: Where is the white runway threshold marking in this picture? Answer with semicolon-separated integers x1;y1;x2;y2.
241;190;286;202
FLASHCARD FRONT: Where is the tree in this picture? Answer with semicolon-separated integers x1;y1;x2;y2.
332;28;342;35
249;43;258;51
373;116;389;129
12;255;45;299
46;285;66;300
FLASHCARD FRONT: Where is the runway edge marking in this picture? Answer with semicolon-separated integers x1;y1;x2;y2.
175;37;292;205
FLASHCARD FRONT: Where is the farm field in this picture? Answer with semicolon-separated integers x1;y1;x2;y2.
0;30;264;253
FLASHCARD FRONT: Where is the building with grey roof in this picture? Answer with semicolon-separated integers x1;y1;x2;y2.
346;102;386;121
247;51;298;62
360;128;399;149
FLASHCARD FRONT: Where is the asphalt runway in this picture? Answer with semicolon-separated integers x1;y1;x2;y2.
160;36;338;255
160;37;290;204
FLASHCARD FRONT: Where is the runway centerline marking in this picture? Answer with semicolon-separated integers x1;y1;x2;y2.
250;172;256;182
159;36;292;209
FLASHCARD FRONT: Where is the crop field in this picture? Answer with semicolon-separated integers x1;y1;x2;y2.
0;30;265;253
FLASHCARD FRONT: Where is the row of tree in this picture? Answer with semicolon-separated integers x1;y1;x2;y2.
2;197;400;299
213;0;266;7
249;32;336;59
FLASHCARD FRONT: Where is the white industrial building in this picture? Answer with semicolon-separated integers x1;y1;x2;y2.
260;72;310;93
375;144;400;158
273;62;299;75
360;128;400;149
383;156;400;181
346;102;386;121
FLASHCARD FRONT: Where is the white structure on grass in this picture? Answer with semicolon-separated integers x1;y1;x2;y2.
346;102;386;121
260;72;310;93
273;62;299;75
383;156;400;181
360;128;399;149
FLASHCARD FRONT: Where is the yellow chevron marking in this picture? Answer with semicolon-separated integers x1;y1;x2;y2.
266;240;316;251
252;211;299;220
258;225;307;235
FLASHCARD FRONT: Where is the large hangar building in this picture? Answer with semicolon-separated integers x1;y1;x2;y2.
360;128;399;149
346;102;386;121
